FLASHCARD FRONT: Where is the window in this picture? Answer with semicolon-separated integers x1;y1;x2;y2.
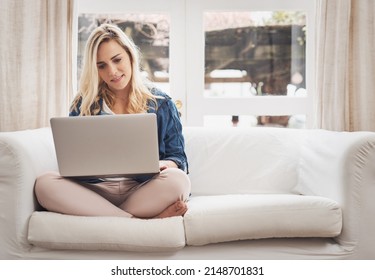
202;10;307;128
204;11;306;98
76;0;316;128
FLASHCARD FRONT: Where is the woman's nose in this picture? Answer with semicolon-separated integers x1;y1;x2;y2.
108;63;117;75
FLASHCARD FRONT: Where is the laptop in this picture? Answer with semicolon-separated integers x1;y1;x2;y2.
50;113;160;179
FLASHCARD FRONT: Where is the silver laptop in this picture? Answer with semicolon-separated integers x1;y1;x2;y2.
50;113;160;179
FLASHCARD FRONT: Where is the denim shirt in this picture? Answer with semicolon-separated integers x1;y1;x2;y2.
69;88;188;183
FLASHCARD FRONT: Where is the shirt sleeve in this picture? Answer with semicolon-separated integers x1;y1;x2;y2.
156;97;188;172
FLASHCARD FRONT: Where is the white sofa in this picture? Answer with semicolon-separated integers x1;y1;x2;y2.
0;126;375;260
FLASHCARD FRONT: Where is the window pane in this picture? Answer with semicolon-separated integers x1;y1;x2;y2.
78;13;170;93
204;11;306;98
204;115;306;128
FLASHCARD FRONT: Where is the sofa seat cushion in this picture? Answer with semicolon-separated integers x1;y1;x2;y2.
184;194;342;246
28;212;186;252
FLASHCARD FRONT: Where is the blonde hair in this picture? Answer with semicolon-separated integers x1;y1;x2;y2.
71;23;156;115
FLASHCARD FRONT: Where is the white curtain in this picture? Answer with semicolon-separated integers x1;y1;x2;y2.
314;0;375;131
0;0;75;132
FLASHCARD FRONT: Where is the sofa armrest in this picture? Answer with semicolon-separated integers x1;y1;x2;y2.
296;129;375;258
0;128;57;258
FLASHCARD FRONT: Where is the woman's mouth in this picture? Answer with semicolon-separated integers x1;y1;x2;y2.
111;75;124;83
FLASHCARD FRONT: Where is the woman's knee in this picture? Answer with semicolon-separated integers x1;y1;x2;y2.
161;168;191;199
34;171;62;205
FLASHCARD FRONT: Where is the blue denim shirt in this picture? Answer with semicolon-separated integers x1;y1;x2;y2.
69;88;188;183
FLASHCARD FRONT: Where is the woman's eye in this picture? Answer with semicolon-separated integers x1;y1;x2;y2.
97;64;105;69
114;58;122;63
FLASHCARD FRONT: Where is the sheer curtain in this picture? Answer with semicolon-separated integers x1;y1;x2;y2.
314;0;375;131
0;0;75;132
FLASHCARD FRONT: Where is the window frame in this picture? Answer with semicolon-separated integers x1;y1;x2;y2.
76;0;316;127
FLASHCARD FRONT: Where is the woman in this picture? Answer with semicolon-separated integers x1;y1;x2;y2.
35;24;191;219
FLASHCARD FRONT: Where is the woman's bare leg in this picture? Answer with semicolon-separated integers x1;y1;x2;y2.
35;172;132;217
120;168;191;219
35;169;191;219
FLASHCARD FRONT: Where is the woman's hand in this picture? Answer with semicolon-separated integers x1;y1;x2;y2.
159;160;178;171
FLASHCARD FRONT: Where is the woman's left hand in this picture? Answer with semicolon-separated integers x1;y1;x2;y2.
159;160;178;171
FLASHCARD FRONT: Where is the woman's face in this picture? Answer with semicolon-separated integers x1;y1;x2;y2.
96;39;132;96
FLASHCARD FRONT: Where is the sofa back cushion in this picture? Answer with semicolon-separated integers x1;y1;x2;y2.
183;127;303;195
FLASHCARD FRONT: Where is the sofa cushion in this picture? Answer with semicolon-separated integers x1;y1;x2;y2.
183;127;304;196
184;194;342;246
28;212;186;252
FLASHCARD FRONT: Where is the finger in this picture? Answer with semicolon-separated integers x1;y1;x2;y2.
159;165;168;171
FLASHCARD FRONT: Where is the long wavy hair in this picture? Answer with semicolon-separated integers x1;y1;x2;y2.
71;23;156;115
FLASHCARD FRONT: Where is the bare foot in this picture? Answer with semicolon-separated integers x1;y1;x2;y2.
154;200;188;219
